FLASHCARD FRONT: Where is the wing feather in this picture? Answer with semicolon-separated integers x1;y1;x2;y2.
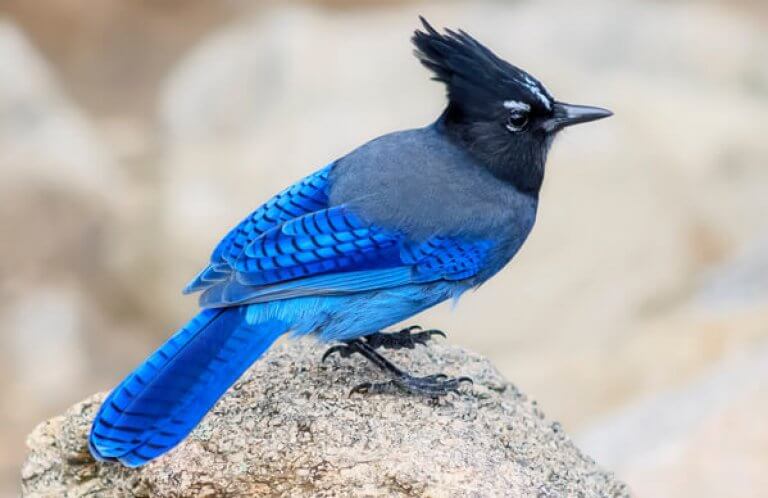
183;164;333;294
184;164;494;308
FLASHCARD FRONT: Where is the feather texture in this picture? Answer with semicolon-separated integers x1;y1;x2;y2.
184;164;333;294
89;308;286;467
193;202;494;308
233;206;401;285
90;19;556;469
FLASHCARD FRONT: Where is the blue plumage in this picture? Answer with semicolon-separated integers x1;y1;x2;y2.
184;165;333;294
89;18;610;467
233;206;400;283
90;309;286;466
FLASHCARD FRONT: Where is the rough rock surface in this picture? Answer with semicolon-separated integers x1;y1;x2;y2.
21;339;629;497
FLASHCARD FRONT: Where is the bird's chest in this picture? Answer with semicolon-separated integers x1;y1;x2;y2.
472;200;537;284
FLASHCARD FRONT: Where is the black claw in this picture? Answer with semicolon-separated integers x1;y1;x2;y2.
432;330;447;339
323;326;446;364
322;345;348;362
327;336;471;399
408;329;446;347
321;340;366;362
363;326;447;351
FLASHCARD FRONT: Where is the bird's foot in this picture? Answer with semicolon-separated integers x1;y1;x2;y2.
321;342;357;362
350;373;473;397
321;325;444;362
364;325;446;351
322;335;471;398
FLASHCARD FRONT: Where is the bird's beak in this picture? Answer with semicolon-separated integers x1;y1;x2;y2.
544;102;613;131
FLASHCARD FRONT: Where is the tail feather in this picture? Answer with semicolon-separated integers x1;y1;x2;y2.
89;307;286;467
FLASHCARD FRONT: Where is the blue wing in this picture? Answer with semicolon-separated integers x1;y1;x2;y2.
183;164;333;294
184;164;494;308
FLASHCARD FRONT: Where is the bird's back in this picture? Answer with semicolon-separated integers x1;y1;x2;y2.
329;124;538;277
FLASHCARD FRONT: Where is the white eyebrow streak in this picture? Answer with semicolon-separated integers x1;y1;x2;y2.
528;86;552;110
503;100;531;112
521;75;552;110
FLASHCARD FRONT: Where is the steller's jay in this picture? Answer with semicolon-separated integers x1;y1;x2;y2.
89;17;612;467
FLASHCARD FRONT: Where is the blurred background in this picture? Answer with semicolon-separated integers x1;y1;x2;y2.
1;0;766;496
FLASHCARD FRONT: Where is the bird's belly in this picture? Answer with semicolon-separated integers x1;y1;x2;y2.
243;282;465;342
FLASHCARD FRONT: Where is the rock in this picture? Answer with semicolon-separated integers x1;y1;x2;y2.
21;340;628;497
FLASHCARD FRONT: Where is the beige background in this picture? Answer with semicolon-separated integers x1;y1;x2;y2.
1;0;767;496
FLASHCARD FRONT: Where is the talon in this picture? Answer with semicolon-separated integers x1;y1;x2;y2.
338;338;469;399
458;376;473;386
410;329;446;347
322;342;361;362
321;345;347;362
362;326;447;351
428;329;446;339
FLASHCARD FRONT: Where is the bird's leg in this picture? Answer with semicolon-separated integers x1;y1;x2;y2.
324;338;472;397
321;325;444;362
351;341;472;397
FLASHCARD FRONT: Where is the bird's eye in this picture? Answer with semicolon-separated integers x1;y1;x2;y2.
505;112;529;132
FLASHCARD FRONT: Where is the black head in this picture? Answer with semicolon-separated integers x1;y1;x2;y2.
412;17;611;195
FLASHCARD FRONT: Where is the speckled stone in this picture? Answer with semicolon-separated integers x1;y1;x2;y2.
21;339;629;497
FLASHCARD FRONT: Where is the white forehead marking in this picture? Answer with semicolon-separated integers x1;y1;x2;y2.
503;100;530;112
521;74;552;110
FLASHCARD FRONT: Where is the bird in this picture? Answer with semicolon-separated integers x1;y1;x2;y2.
88;17;612;467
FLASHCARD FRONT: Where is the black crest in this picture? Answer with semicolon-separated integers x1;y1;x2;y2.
412;17;553;116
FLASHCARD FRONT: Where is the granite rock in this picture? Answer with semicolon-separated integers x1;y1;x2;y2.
21;339;628;497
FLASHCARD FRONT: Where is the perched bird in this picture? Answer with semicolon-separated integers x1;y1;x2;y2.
89;17;611;467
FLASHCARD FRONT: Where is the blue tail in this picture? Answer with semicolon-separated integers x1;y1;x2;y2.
89;307;286;467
